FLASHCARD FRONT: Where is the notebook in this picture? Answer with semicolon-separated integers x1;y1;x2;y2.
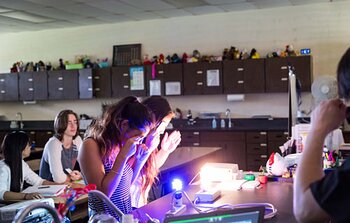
22;185;67;197
164;207;264;223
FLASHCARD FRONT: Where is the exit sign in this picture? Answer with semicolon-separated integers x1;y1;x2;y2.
300;48;311;55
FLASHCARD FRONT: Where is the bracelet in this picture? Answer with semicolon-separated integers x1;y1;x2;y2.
110;169;121;175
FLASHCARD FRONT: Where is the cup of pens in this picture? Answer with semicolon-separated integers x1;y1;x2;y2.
323;148;339;169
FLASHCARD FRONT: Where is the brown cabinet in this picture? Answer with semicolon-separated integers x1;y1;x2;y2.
223;59;265;93
111;66;147;97
35;131;54;148
179;130;201;147
93;68;112;98
48;70;79;100
19;71;48;101
246;131;268;171
200;131;246;170
183;62;223;95
0;73;18;101
78;69;93;99
266;56;312;92
146;64;183;96
268;131;289;155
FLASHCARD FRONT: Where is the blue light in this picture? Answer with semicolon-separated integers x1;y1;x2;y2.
172;178;183;191
300;48;311;55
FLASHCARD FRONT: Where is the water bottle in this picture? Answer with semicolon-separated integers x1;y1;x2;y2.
212;117;217;129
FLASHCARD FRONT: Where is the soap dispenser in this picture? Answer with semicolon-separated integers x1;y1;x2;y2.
220;118;225;128
212;117;217;129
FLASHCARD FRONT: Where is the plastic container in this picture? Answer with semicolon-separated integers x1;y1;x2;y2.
212;118;217;129
220;119;225;128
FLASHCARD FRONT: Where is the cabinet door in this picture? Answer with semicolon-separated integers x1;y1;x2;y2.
33;71;48;100
178;131;201;147
287;56;312;92
147;65;163;96
203;62;223;95
0;73;18;101
183;63;204;95
223;60;244;94
63;70;79;100
244;59;265;93
164;63;183;96
48;70;78;100
265;58;289;92
93;68;111;98
268;131;289;155
48;70;65;100
19;72;34;101
112;66;146;97
79;69;93;99
35;131;54;148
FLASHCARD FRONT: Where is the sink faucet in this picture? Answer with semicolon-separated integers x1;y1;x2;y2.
225;109;232;128
16;112;24;129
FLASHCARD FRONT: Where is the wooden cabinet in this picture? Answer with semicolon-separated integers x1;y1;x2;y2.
146;64;183;96
48;70;79;100
267;131;289;155
266;56;312;92
246;131;268;171
183;62;223;95
0;73;18;101
35;131;54;148
111;66;147;98
200;131;246;170
93;68;112;98
179;130;201;147
79;69;93;99
19;71;48;101
223;59;265;93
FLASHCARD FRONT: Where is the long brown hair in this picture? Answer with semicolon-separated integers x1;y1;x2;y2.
141;96;173;201
86;96;153;162
54;109;79;141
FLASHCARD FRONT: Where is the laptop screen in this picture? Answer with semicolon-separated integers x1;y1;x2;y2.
164;207;264;223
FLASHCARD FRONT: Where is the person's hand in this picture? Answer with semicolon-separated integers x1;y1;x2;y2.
135;143;152;161
311;99;346;136
69;170;82;181
119;136;139;159
145;129;161;152
24;193;43;200
160;130;181;154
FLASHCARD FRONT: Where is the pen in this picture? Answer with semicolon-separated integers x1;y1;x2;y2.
38;186;50;189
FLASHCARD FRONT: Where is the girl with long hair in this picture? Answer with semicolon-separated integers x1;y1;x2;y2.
0;131;58;201
78;96;154;219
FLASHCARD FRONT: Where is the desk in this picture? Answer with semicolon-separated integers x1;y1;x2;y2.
133;182;296;223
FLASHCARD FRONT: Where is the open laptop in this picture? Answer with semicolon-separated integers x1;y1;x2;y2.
163;207;264;223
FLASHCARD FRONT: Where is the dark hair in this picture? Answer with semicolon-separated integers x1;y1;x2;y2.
142;96;173;125
54;109;79;141
1;132;30;192
86;96;153;161
337;48;350;100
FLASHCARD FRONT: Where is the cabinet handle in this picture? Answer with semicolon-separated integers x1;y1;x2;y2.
237;80;244;84
58;77;63;81
281;66;288;70
58;87;64;91
28;78;33;82
260;143;267;147
237;68;244;71
281;78;288;81
0;79;4;82
30;131;35;134
261;155;268;158
47;131;53;134
88;88;93;91
0;90;5;94
158;70;164;74
94;76;100;80
193;132;200;135
260;132;267;135
28;88;34;91
196;71;203;74
88;76;92;80
193;143;200;146
123;73;128;77
95;88;101;91
197;82;203;86
123;85;129;89
284;132;289;135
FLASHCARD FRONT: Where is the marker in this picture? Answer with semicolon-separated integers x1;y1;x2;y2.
38;186;50;189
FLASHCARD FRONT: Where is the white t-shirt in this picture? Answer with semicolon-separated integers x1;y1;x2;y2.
0;159;44;200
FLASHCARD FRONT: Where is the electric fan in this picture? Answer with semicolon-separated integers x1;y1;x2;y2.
311;75;338;104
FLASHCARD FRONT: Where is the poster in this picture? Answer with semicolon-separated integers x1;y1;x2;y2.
130;66;144;90
207;69;220;86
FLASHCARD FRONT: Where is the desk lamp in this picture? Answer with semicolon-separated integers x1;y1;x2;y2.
166;179;186;216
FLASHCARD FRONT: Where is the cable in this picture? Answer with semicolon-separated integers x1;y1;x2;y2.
188;171;201;185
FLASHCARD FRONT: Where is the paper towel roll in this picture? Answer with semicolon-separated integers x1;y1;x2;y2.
227;94;245;101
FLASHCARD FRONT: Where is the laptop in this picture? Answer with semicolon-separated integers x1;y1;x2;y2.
163;207;264;223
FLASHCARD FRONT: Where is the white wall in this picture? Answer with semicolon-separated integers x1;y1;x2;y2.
0;1;349;120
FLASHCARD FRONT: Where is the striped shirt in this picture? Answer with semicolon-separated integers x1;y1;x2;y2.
88;160;133;220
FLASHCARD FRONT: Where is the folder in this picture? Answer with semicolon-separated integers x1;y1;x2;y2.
22;185;67;197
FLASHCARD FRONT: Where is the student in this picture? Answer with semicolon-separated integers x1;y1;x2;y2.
0;132;58;201
78;96;154;219
294;48;350;222
40;110;82;183
131;96;181;207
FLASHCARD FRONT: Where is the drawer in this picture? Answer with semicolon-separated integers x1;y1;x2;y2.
246;131;267;143
247;154;268;171
268;131;289;142
268;141;285;155
180;131;200;142
201;131;245;142
179;142;201;147
246;143;268;155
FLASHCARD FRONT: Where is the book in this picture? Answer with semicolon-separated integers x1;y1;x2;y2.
22;185;67;197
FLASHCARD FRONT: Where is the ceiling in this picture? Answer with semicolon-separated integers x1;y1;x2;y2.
0;0;340;34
